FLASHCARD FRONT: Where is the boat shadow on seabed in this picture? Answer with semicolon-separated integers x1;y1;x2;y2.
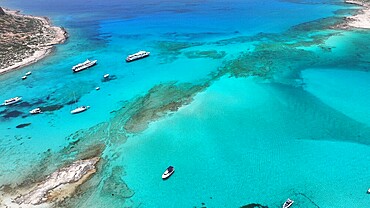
101;74;117;82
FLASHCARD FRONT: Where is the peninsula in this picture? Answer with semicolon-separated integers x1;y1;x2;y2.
344;0;370;28
0;7;67;74
0;157;100;207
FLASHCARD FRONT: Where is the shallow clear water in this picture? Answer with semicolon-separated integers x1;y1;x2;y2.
1;0;370;207
122;77;370;207
302;68;370;125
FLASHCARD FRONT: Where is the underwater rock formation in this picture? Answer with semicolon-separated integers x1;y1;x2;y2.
240;203;268;208
15;123;31;128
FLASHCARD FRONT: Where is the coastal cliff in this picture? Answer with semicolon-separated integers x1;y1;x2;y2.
0;8;67;74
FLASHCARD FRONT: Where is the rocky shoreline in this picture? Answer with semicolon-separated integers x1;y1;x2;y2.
0;157;100;207
0;7;67;74
343;0;370;29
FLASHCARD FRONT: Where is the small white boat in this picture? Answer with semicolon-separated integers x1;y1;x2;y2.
1;96;22;106
103;74;110;78
282;198;294;208
22;76;27;80
70;106;90;114
72;59;97;73
95;87;100;90
367;188;370;194
162;166;175;180
126;51;150;62
25;71;32;76
30;108;42;114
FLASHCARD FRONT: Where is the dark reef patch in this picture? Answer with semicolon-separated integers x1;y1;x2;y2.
184;50;226;59
16;149;55;189
123;82;206;133
162;31;229;40
213;44;317;81
40;104;63;112
63;126;107;160
240;203;268;208
2;110;24;119
156;41;202;53
101;166;134;200
75;144;106;161
288;16;343;32
154;41;203;62
334;8;358;16
16;123;31;128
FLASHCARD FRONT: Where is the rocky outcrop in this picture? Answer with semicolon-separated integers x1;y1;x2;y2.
0;7;5;15
14;157;100;206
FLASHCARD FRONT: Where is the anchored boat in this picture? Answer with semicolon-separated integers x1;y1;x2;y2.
72;59;97;73
30;108;42;114
1;97;22;106
282;198;294;208
126;51;150;62
71;106;90;114
162;166;175;180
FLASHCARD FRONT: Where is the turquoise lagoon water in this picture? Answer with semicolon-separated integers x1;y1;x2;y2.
0;0;370;207
122;77;370;207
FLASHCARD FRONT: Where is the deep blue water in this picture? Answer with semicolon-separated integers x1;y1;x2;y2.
1;0;370;207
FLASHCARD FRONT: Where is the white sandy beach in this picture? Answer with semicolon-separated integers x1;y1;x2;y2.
345;0;370;29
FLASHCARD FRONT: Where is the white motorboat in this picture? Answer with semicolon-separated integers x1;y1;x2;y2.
22;76;27;80
1;96;22;106
162;166;175;180
71;106;90;114
103;74;110;78
25;71;32;76
126;51;150;62
282;198;294;208
72;59;97;73
30;108;42;114
95;87;100;90
367;188;370;194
